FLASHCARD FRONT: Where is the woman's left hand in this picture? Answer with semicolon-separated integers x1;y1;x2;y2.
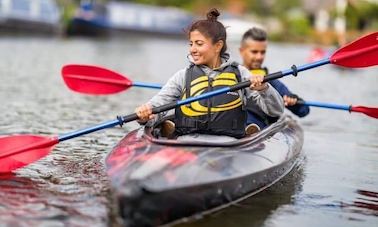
249;73;268;91
135;103;155;123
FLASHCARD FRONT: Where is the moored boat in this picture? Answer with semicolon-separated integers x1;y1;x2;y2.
0;0;61;35
105;115;303;226
66;1;193;38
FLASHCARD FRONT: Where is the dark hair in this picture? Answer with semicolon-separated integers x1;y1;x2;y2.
187;8;227;55
241;27;267;43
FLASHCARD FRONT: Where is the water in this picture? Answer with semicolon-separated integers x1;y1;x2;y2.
0;36;377;227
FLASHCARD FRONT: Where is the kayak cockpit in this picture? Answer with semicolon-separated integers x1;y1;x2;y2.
142;115;296;147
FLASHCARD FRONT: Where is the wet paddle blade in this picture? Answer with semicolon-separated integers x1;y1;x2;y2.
351;106;378;119
62;64;132;95
0;135;58;173
331;32;378;67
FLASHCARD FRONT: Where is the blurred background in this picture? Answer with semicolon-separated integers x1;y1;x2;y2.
1;0;377;44
0;1;377;227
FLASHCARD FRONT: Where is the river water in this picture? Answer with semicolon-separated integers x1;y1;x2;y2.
0;36;377;227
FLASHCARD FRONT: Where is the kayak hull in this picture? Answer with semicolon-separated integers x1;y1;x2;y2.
106;115;303;226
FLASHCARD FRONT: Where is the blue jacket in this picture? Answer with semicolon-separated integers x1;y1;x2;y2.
269;79;310;117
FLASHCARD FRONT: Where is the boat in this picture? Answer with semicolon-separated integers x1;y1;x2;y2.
66;1;193;38
0;0;61;35
307;47;330;63
105;114;304;226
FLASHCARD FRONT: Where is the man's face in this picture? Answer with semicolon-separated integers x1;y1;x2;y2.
239;39;267;70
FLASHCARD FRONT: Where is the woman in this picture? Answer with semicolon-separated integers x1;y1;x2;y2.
135;8;283;138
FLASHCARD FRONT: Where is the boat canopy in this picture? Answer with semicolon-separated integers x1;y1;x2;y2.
0;0;60;24
107;2;193;32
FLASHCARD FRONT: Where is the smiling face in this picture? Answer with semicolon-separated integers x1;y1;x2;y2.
239;39;267;70
189;30;223;68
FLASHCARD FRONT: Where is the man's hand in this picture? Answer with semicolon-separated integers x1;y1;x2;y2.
283;95;297;106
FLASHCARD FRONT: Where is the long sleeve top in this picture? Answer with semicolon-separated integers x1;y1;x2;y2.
269;79;310;117
147;57;284;119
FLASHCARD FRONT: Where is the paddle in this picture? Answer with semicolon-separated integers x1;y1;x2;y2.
64;68;378;118
62;32;378;95
1;32;377;173
63;65;378;118
62;64;161;95
297;100;378;119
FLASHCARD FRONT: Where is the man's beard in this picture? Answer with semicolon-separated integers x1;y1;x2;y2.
250;62;262;69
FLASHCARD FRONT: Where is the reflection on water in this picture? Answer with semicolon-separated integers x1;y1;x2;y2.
0;36;377;226
0;141;115;226
177;161;305;227
341;190;378;217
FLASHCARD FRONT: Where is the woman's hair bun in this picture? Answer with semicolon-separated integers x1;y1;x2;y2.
206;8;220;22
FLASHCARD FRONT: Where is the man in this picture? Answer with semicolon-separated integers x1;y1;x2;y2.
240;27;310;131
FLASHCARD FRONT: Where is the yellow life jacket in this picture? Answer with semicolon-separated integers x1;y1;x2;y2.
175;63;246;138
250;68;267;76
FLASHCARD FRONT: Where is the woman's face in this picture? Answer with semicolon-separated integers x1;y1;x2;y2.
189;30;222;67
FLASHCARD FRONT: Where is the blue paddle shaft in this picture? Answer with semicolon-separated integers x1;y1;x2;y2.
298;100;351;111
281;58;330;76
58;119;122;142
133;81;162;89
146;58;333;115
131;58;331;90
57;58;332;142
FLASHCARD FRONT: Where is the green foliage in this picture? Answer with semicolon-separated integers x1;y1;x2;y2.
130;0;186;7
56;0;77;25
350;1;378;30
329;0;378;30
60;0;377;42
270;0;300;16
246;0;271;16
245;0;301;17
287;16;311;37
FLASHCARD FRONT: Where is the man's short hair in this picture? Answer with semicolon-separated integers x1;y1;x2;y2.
241;27;267;43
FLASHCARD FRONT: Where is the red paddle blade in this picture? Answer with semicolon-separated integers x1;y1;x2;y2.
351;106;378;119
0;135;58;173
331;32;378;67
62;64;132;95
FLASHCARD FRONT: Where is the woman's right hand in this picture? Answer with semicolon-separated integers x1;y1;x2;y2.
135;103;154;123
249;73;268;91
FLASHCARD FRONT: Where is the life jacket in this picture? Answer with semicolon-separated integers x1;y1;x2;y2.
175;62;246;138
250;68;268;77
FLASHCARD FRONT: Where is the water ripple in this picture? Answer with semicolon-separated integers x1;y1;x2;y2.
0;37;377;227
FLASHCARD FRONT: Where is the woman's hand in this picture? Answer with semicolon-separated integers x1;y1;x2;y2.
249;73;268;91
135;103;154;123
283;95;297;106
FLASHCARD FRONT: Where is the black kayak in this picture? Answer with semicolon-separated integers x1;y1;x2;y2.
105;115;304;226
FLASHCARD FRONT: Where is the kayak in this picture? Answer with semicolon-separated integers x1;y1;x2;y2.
105;114;304;226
